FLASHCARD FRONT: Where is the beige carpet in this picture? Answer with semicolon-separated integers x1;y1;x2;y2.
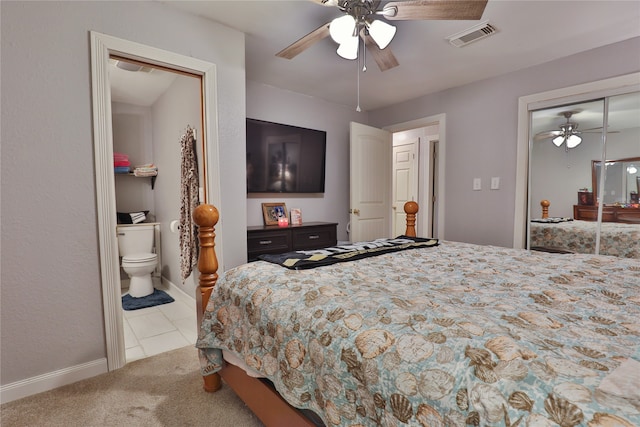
1;346;264;427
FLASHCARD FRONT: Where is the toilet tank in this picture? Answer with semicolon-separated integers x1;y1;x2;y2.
117;224;155;256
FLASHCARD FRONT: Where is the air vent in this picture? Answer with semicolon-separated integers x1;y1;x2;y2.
447;21;497;47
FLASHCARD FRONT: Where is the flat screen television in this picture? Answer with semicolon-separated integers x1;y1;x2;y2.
246;118;326;193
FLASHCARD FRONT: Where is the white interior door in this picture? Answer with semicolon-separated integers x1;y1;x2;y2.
392;142;418;237
349;122;392;242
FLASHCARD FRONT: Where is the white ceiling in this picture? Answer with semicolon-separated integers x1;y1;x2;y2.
156;0;640;111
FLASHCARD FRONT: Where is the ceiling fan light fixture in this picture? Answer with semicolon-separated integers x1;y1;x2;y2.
337;35;359;59
330;14;356;44
552;135;565;147
367;19;396;50
566;134;582;148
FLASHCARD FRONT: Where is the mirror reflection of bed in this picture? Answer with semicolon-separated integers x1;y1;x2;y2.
530;198;640;258
528;92;640;257
192;201;640;427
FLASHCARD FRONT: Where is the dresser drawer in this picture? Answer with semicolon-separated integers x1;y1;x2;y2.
291;225;337;251
247;222;338;261
247;230;291;261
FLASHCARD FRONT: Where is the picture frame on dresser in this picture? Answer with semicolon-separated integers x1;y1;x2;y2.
262;202;287;226
290;208;302;226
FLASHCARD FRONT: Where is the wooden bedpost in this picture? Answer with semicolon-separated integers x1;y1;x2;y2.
404;201;419;237
193;203;222;393
540;199;550;219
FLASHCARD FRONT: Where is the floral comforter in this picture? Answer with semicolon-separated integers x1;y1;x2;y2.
530;220;640;258
197;240;640;426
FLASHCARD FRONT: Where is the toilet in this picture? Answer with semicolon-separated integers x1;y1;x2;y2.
116;224;159;298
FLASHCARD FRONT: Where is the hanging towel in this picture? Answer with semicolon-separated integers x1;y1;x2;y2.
179;126;200;282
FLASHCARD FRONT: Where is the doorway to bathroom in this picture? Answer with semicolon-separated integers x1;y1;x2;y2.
91;32;222;371
110;56;203;363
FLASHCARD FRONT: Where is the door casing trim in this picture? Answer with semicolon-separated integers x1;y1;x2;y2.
90;31;222;370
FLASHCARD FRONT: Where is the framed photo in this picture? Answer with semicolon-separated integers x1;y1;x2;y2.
262;202;288;226
290;208;302;226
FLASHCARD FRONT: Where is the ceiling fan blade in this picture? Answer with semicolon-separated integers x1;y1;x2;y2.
276;23;331;60
383;0;488;21
534;130;562;141
309;0;339;6
361;32;399;71
579;126;621;134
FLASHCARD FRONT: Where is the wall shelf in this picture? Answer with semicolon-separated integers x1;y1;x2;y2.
115;172;157;189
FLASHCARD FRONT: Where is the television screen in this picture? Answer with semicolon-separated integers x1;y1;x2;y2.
246;118;326;193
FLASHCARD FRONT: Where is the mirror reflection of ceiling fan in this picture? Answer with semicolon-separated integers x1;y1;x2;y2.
276;0;489;71
534;110;619;151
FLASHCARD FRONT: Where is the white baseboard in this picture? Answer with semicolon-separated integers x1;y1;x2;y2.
160;276;196;302
0;358;108;404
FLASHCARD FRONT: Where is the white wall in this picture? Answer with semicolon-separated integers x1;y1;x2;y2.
368;37;640;248
1;0;246;390
246;80;366;242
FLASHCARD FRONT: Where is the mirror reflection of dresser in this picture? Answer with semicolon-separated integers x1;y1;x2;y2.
574;156;640;223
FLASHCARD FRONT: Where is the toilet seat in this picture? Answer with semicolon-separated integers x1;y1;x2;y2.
122;253;157;264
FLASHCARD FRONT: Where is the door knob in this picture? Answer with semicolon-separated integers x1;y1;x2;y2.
353;209;360;215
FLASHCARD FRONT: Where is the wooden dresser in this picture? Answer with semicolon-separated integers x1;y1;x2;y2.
247;222;338;261
573;205;640;223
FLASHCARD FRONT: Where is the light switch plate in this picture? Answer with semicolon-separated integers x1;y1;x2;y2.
491;177;500;190
473;178;481;191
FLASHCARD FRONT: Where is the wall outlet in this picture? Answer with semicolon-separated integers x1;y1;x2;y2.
473;178;482;191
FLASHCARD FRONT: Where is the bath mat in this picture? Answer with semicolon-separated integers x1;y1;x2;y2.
122;289;174;311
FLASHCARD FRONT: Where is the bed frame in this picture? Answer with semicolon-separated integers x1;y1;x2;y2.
191;201;419;426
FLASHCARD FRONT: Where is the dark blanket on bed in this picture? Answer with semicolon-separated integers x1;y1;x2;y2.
530;217;573;223
258;236;439;269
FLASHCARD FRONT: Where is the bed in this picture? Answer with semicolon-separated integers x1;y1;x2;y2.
193;203;640;427
530;200;640;258
530;220;640;258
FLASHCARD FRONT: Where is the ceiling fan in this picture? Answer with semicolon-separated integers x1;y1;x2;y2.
534;111;584;149
276;0;489;72
534;110;619;150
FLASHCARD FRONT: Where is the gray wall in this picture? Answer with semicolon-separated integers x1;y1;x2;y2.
1;1;246;386
246;80;367;242
369;37;640;247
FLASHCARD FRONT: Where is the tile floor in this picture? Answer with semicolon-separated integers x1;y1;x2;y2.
122;278;197;363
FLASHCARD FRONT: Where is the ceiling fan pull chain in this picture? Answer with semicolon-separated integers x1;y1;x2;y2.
362;32;367;72
356;36;361;112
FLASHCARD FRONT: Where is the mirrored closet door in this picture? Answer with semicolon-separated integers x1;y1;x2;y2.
528;90;640;256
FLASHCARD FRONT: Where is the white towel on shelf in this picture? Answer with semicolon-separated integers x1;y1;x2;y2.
133;163;158;177
130;212;146;224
